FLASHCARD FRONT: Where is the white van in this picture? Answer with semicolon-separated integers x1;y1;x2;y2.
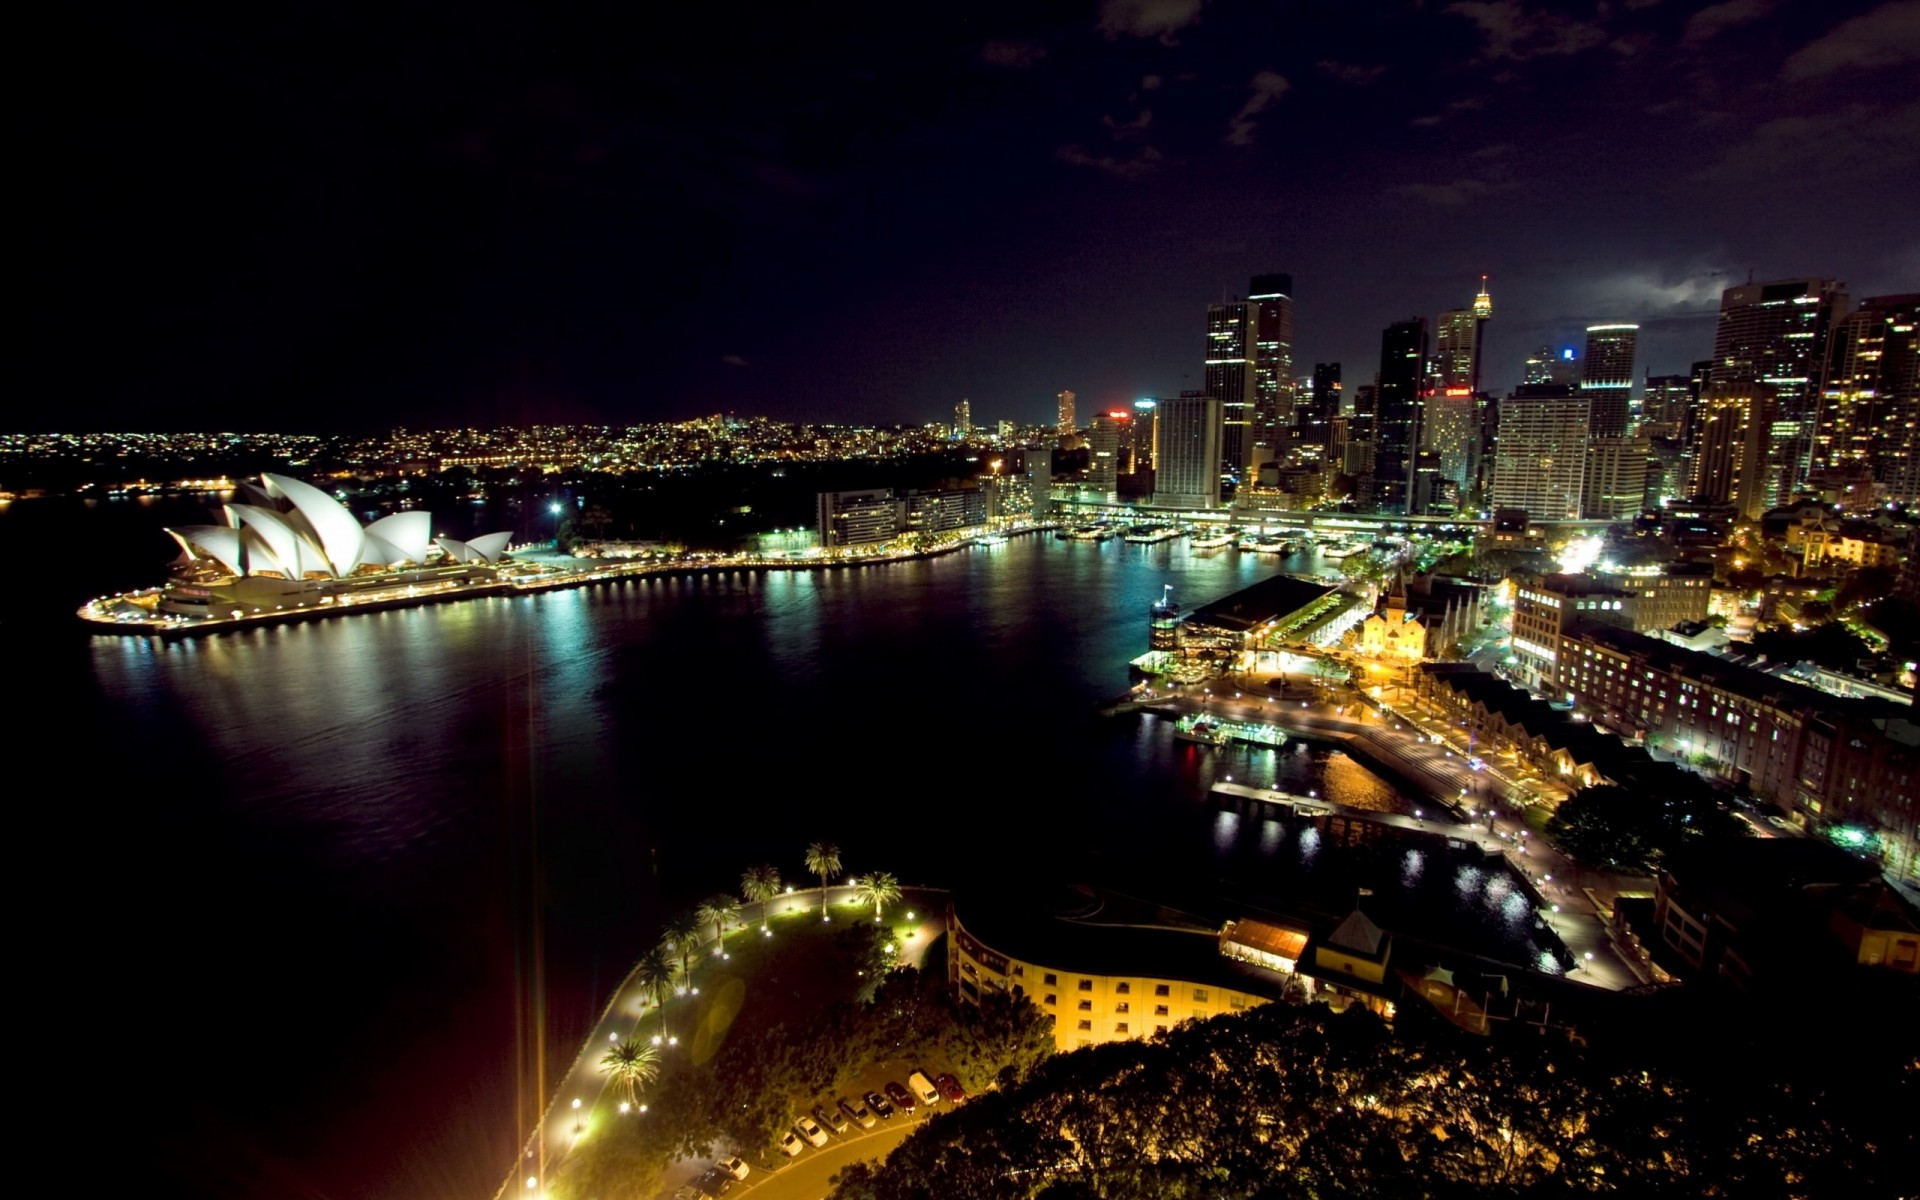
907;1070;940;1106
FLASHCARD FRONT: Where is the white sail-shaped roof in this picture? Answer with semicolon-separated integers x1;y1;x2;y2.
364;512;432;566
466;532;513;563
168;526;246;576
433;537;479;563
263;473;362;577
227;505;308;577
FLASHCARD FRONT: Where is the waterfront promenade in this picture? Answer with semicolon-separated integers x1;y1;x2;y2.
1130;687;1643;992
78;523;1059;637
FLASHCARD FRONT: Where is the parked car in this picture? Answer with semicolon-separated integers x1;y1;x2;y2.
717;1156;750;1180
864;1089;895;1119
794;1114;829;1147
933;1073;968;1104
840;1095;878;1128
694;1167;735;1197
777;1131;804;1157
907;1070;941;1106
671;1187;702;1200
884;1081;918;1113
815;1103;850;1135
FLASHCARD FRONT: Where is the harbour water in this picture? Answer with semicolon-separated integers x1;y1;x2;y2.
9;498;1435;1199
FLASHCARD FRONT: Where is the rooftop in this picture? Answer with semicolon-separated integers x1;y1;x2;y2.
1188;573;1336;633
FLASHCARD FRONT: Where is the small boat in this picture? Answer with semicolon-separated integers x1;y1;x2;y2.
1123;525;1180;543
1173;715;1232;746
1190;531;1234;549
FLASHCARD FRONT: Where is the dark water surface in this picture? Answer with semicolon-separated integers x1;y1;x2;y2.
7;498;1428;1200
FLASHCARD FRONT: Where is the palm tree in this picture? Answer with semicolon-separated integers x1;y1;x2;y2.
635;946;675;1039
740;864;782;931
804;840;842;920
696;893;740;949
600;1039;660;1108
661;910;702;991
855;871;903;923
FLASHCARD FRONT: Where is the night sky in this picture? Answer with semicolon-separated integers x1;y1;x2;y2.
21;0;1920;432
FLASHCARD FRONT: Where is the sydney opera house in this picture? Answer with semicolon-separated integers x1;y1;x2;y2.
150;473;514;620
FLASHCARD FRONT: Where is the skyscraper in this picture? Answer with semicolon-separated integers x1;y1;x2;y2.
1688;383;1775;518
1428;307;1481;496
1056;389;1077;434
1709;278;1847;500
1151;394;1223;510
1580;324;1638;438
952;398;971;438
1205;302;1258;475
1249;274;1295;455
1375;318;1429;514
1131;399;1158;472
1814;293;1919;500
1303;362;1341;448
1087;411;1129;497
1524;346;1555;386
1641;374;1693;439
1433;308;1480;390
1491;385;1589;522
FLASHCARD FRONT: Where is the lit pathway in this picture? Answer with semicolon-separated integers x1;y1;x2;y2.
502;886;948;1200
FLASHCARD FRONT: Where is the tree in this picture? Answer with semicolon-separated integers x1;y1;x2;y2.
600;1038;661;1108
636;946;676;1039
805;840;842;920
1545;782;1745;874
741;863;782;931
854;871;903;923
661;910;702;990
697;894;740;948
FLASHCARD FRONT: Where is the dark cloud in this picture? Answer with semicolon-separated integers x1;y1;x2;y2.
1783;1;1920;78
721;354;750;368
1223;71;1289;146
1443;0;1610;61
1393;178;1494;205
1681;0;1772;43
1317;60;1389;85
1096;0;1205;42
980;39;1047;68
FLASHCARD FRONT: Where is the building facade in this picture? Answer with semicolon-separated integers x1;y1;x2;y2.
1206;302;1258;475
1249;274;1295;457
1491;386;1589;522
1151;395;1224;510
1375;318;1430;514
1580;323;1638;437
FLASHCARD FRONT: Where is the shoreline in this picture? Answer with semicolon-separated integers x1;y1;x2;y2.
77;524;1062;639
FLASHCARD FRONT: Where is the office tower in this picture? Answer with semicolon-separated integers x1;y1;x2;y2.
1302;362;1341;447
1151;394;1223;510
1056;389;1077;434
1580;324;1638;437
1491;385;1589;522
953;398;971;438
1688;383;1775;518
996;419;1016;443
1524;346;1555;386
1434;308;1479;390
1249;273;1295;454
1709;278;1847;498
1642;374;1693;438
1582;436;1651;520
1376;318;1429;513
1205;301;1258;475
1018;443;1053;521
1131;399;1158;471
1815;294;1919;500
1087;410;1129;496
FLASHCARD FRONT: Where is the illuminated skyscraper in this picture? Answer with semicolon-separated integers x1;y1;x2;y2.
1205;301;1258;475
1814;294;1919;500
1709;278;1847;499
1087;411;1129;496
1491;386;1589;522
1151;394;1223;510
1131;399;1158;470
1642;374;1692;438
1524;346;1555;386
1056;389;1077;434
1375;317;1429;514
1580;324;1638;438
953;398;971;438
1249;274;1295;455
1434;309;1480;390
1302;362;1341;448
1429;306;1481;496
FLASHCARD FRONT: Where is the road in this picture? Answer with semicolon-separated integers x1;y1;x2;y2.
729;1117;922;1200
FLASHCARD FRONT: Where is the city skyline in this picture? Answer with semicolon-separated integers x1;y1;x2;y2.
17;0;1920;432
